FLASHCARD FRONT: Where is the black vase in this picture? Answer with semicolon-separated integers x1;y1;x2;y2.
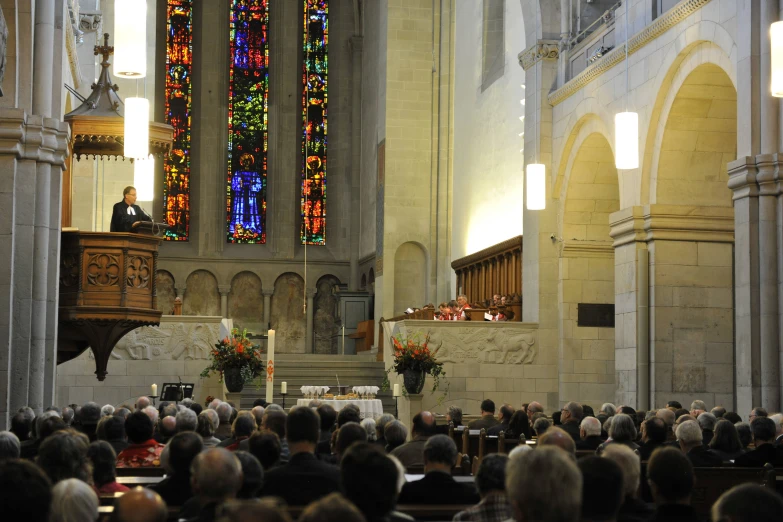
403;369;426;394
224;367;244;393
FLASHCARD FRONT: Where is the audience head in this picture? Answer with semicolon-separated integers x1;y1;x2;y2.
698;412;717;432
600;403;617;417
80;402;101;425
667;400;682;410
657;408;675;427
552;411;562;426
643;417;667;444
533;417;551;436
50;478;98;522
102;415;126;442
0;431;20;460
175;408;198;432
216;402;233;424
527;401;544;419
711;483;783;522
168;431;203;476
579;456;624;522
690;400;707;414
232;413;256;439
506;446;581;522
136;396;151;411
709;419;743;454
37;429;91;484
250;406;265;428
197;412;216;439
10;411;32;441
248;430;282;470
750;416;776;445
723;411;742;424
234;451;264;499
376;413;395;438
341;442;400;520
384;420;408;451
317;403;337;434
360;418;377;442
203;409;220;431
191;448;243;503
676;420;704;451
583;404;595;417
411;411;437;438
508;410;531;439
750;407;768;422
423;434;458;469
335;422;368;459
475;453;508;498
62;407;75;426
337;406;362;427
602;444;641;500
480;399;496;415
190;403;203;416
674;408;690;420
609;413;637;442
142;405;160;426
125;411;154;444
735;422;752;448
287;406;320;446
498;403;515;422
101;404;115;417
580;417;601;439
298;493;366;522
262;410;287;440
563;402;584;422
711;406;726;418
110;487;167;522
87;440;119;487
447;405;463;426
213;499;291;522
647;447;694;504
209;398;222;410
0;459;52;522
538;426;576;458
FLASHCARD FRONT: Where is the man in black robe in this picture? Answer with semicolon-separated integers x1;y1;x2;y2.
110;186;151;232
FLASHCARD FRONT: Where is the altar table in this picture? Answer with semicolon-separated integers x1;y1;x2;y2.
296;398;383;419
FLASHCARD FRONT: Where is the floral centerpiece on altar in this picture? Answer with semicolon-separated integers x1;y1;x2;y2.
200;328;264;393
384;332;446;396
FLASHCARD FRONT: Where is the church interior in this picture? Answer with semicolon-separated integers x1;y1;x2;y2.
4;0;783;520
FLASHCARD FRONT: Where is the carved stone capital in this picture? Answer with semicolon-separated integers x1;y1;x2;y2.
218;285;231;295
262;289;274;298
518;40;560;71
306;288;317;299
79;12;102;33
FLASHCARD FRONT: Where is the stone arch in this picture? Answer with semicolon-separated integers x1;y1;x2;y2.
270;273;306;353
393;242;428;315
558;132;619;407
228;271;264;333
314;275;341;354
361;274;367;289
183;270;220;316
155;270;176;314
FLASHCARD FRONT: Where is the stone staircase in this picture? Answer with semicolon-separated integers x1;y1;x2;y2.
233;354;396;414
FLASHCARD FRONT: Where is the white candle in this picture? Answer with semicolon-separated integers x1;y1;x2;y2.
281;381;287;394
266;330;275;404
151;383;157;396
393;383;401;397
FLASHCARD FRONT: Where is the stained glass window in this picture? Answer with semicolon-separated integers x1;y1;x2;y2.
301;0;328;245
227;0;269;244
163;0;193;240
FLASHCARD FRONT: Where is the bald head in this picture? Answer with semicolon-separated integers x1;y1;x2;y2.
675;414;696;426
537;426;576;458
191;448;243;503
251;406;265;428
110;487;167;522
161;416;177;436
527;402;543;420
136;397;151;411
656;408;675;427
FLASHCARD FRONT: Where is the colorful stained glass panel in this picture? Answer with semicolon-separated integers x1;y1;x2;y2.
227;0;269;244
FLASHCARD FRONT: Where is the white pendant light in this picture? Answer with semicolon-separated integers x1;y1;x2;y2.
772;21;783;97
133;155;154;201
114;0;147;78
526;58;546;210
615;1;639;170
124;97;149;159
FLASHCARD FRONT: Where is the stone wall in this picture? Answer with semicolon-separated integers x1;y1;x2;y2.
270;273;306;353
56;316;224;408
228;271;264;333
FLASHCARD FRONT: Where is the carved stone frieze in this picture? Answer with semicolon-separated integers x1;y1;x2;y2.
518;40;560;71
106;320;220;361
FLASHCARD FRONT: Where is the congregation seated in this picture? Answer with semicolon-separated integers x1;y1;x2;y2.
234;451;264;498
38;429;91;485
597;414;639;455
97;414;129;455
638;417;667;460
507;446;581;522
698;412;718;447
151;431;203;505
397;435;480;505
467;400;500;431
487;403;514;436
532;416;551;437
708;419;746;462
218;412;256;450
75;401;101;442
299;493;368;522
246;429;283;470
384;420;408;453
560;401;584;443
712;483;783;522
87;440;129;494
374;412;396;448
259;405;341;505
0;430;20;461
116;411;165;468
315;403;337;455
501;409;532;440
735;421;753;450
734;417;783;467
453;454;512;521
197;410;221;447
436;405;463;435
333;421;368;462
214;402;234;440
579;456;625;522
179;448;243;522
602;444;655;522
391;411;437;469
50;478;99;522
537;426;576;459
113;487;168;522
677;420;723;467
576;416;605;451
262;408;290;463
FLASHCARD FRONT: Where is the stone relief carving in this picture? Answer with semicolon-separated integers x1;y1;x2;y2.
105;321;220;361
79;12;102;33
518;40;560;71
421;327;537;365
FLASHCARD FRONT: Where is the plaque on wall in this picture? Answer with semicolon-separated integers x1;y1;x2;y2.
577;303;615;328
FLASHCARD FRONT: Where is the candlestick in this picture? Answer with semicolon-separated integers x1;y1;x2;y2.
281;381;287;394
393;383;401;397
342;325;345;355
266;330;275;404
151;383;157;396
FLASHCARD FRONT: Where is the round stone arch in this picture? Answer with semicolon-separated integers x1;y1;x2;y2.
228;271;264;333
314;274;341;354
183;269;220;316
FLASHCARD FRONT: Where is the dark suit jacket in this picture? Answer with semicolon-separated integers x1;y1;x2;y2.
214;424;232;441
110;201;151;232
486;421;510;436
576;435;604;451
638;440;664;461
467;416;500;431
150;472;193;506
397;471;480;506
560;420;581;442
733;443;783;467
686;446;723;467
702;429;714;447
617;497;655;522
651;504;700;522
259;452;340;505
20;438;40;460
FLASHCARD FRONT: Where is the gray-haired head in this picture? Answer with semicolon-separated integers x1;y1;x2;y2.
18;406;35;425
80;402;101;424
61;407;74;425
308;399;322;408
609;414;637;442
142;405;159;425
208;398;222;410
475;453;509;497
601;403;617;417
423;434;457;466
690;400;707;412
251;406;265;427
657;408;675;427
711;406;727;418
580;417;601;437
36;410;61;438
384;420;408;450
50;478;98;522
216;402;233;423
712;483;783;522
676;420;703;450
266;403;284;412
181;398;194;407
176;407;198;432
0;431;20;461
100;404;115;417
191;448;243;502
601;444;640;499
447;405;463;426
698;412;717;432
533;417;551;436
203;409;219;431
136;396;151;411
376;413;395;435
360;418;377;442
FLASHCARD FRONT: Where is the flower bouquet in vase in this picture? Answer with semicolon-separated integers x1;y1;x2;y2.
200;328;264;393
383;332;446;396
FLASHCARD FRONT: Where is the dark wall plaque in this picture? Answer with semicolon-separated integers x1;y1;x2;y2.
577;303;615;328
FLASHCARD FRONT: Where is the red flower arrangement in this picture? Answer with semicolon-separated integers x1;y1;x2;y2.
385;332;446;393
200;328;264;383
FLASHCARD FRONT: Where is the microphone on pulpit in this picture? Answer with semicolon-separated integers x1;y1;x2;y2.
139;205;153;221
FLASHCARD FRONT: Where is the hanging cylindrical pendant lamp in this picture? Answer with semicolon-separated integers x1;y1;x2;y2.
134;155;155;201
526;163;546;210
615;1;639;170
114;0;147;78
772;21;783;97
124;97;150;159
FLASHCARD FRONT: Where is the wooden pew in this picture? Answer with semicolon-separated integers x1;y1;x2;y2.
405;453;471;476
116;467;165;477
116;475;165;487
689;465;776;518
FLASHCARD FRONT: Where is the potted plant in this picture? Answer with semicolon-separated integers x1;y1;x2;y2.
385;332;446;395
200;328;265;393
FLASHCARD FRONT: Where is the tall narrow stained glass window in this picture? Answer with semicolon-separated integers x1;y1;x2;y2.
163;0;193;240
227;0;269;244
301;0;328;245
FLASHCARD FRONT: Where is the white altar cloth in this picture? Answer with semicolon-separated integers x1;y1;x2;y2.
296;398;384;419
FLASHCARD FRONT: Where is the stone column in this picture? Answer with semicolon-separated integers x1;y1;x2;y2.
348;35;363;291
175;283;187;302
33;0;54;117
305;288;316;354
219;285;230;319
262;289;273;330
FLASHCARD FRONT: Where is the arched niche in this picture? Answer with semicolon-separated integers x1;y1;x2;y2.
314;275;341;354
228;271;264;333
183;270;220;316
393;242;428;315
155;270;176;314
270;273;306;353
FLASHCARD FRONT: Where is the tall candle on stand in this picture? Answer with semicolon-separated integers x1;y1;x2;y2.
265;330;275;404
393;383;401;397
281;381;287;394
151;383;157;397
